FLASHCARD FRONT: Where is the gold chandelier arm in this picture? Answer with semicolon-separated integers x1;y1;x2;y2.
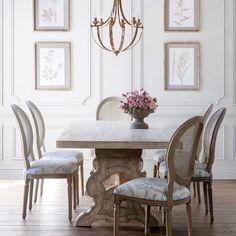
118;0;132;26
109;23;117;54
91;27;112;52
116;25;126;55
121;27;140;52
122;29;143;52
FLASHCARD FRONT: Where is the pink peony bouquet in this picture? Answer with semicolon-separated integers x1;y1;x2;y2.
120;89;158;114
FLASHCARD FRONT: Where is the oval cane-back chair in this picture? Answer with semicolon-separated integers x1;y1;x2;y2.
153;104;213;179
94;97;129;185
113;116;203;236
192;107;226;223
11;104;78;221
26;100;84;206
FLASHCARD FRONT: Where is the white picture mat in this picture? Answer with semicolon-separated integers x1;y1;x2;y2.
38;0;65;27
35;42;71;90
169;0;195;27
39;47;66;86
169;48;195;86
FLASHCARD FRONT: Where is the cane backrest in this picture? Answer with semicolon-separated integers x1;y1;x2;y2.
96;97;129;121
202;107;226;173
166;116;203;193
196;104;214;159
26;101;46;158
11;104;35;169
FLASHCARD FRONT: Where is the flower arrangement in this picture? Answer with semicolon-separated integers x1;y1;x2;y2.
120;89;158;115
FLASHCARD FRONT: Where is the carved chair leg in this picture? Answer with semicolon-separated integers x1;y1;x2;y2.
145;205;151;236
203;182;208;214
67;176;73;222
73;175;77;210
193;182;196;198
80;164;84;195
186;201;193;236
22;178;30;220
76;173;80;205
166;207;172;236
208;182;214;223
34;179;39;203
40;179;44;196
157;162;160;178
153;163;157;177
113;197;120;236
29;179;34;211
197;182;201;204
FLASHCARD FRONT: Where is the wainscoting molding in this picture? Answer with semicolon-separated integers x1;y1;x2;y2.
215;126;225;160
0;125;3;160
0;0;3;106
233;0;236;105
233;126;236;160
10;0;92;107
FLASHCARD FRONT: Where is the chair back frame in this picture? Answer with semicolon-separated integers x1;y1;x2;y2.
203;107;226;173
26;101;46;158
11;104;35;170
166;116;203;204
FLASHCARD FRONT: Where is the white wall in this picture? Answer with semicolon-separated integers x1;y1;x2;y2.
0;0;235;180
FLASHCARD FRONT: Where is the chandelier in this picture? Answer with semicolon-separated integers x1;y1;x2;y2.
91;0;143;56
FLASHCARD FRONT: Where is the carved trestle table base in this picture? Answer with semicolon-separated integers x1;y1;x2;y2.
76;149;159;227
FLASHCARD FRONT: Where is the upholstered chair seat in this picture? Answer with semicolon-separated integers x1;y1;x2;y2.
43;150;83;164
114;177;191;202
28;156;78;175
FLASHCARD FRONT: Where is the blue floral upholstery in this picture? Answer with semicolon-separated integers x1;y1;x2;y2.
153;149;166;164
114;177;191;201
43;150;83;164
159;161;211;179
27;156;78;175
192;162;210;178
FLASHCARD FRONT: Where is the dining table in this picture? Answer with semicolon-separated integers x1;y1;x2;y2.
56;120;173;227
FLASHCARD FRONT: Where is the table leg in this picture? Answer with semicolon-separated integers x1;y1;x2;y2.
76;149;159;227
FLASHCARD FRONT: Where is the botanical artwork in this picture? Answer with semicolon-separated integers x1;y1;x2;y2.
35;42;70;90
34;0;69;30
165;43;199;90
165;0;199;31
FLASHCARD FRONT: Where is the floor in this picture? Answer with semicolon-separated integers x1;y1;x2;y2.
0;179;235;236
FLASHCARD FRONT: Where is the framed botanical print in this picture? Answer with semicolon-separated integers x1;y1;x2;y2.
164;0;200;31
33;0;70;31
35;42;71;90
164;42;200;90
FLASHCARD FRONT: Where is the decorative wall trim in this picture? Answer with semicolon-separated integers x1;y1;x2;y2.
10;0;92;106
0;0;3;106
10;0;15;96
215;0;225;105
12;127;23;160
233;0;236;105
233;126;236;160
0;125;3;160
215;126;225;160
82;0;92;105
98;0;103;101
139;0;144;89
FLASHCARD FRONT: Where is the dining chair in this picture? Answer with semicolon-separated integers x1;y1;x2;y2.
153;104;213;179
159;107;226;223
11;104;78;221
192;107;226;223
93;97;129;185
113;116;203;236
26;100;84;207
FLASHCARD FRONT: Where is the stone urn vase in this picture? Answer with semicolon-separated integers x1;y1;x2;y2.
129;109;154;129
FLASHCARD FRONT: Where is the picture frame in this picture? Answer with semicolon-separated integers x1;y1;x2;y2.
164;0;200;31
164;42;200;90
35;42;71;90
33;0;70;31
